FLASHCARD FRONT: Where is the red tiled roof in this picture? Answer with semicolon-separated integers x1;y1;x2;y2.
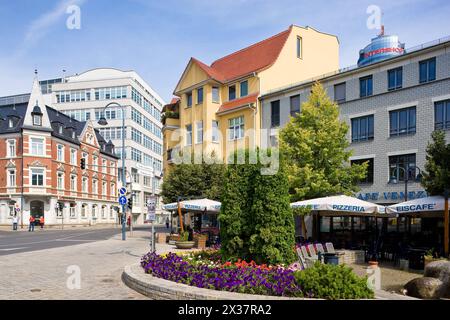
190;26;293;83
217;92;259;114
170;97;180;104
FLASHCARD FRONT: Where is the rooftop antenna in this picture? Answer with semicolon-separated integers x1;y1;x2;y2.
62;69;66;83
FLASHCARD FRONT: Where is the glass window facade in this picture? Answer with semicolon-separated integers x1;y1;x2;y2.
389;107;416;136
334;82;346;102
212;87;219;103
271;100;280;128
435;99;450;130
388;67;403;90
197;87;203;104
290;95;300;117
359;76;373;98
419;58;436;83
186;124;192;145
228;85;236;101
389;154;416;182
240;81;248;97
228;116;244;140
351;115;374;142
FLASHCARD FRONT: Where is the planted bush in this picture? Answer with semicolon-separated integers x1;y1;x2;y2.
293;262;374;300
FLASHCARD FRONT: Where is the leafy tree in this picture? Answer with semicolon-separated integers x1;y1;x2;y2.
219;149;296;265
279;82;367;236
421;130;450;195
160;153;225;204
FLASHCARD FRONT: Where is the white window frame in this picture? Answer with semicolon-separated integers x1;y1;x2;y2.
82;177;88;193
102;159;107;173
7;139;16;157
70;175;77;191
7;169;16;187
111;183;116;196
57;172;64;190
102;181;107;196
186;124;192;146
212;120;219;143
228;116;244;141
70;148;77;165
92;179;98;194
57;144;64;162
30;137;45;156
30;168;45;187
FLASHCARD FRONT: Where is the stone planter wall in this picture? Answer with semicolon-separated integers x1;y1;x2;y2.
122;264;312;300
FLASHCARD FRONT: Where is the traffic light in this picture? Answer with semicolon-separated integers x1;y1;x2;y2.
127;197;133;210
80;158;86;170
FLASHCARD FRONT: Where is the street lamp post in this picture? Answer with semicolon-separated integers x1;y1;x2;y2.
98;102;127;241
389;165;423;202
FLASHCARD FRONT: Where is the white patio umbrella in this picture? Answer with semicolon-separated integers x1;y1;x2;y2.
291;195;389;215
387;195;445;213
163;198;221;213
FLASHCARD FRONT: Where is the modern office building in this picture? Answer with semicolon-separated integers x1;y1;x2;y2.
260;34;450;207
0;78;119;227
163;25;339;174
46;68;166;225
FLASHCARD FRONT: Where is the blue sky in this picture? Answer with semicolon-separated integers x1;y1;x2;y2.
0;0;449;102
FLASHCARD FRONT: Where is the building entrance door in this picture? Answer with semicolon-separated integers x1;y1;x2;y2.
30;200;44;224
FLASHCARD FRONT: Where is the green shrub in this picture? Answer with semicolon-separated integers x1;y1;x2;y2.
219;149;296;265
294;262;374;300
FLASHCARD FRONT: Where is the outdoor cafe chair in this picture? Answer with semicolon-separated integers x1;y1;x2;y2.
300;245;317;267
315;243;325;255
307;244;319;259
325;242;336;254
297;247;315;269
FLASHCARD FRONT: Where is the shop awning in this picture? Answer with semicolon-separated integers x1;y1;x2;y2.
163;198;221;213
291;195;392;215
387;196;445;214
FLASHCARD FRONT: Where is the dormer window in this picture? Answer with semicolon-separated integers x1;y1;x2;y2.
8;119;13;128
58;125;63;134
72;131;76;139
31;102;43;127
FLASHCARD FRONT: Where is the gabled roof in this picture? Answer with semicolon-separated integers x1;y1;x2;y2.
210;26;292;81
176;25;293;92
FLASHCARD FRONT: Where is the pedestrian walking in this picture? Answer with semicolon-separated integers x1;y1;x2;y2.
29;215;35;232
12;215;18;231
39;216;45;229
165;217;170;229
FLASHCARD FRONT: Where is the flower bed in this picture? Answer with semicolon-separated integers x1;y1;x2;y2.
141;252;301;297
140;250;374;299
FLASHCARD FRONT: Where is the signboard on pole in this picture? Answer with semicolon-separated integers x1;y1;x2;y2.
146;196;157;222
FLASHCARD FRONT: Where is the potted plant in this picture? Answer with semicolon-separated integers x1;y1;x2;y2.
194;232;208;249
424;248;447;267
175;230;195;249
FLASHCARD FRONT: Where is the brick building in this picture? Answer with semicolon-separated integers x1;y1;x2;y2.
0;78;119;227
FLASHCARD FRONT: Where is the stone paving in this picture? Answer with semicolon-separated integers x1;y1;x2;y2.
0;230;174;300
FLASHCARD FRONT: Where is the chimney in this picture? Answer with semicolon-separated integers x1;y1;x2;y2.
380;25;385;36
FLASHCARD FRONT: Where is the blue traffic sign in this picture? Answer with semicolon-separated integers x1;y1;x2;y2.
119;196;127;205
119;187;127;195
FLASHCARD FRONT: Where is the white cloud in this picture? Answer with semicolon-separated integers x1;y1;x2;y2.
18;0;86;56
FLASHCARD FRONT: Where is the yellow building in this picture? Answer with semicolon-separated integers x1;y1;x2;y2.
163;25;339;173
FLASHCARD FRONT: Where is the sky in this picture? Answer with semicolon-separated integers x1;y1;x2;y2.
0;0;449;103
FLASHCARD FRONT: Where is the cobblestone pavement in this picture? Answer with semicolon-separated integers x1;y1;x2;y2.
0;230;176;300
